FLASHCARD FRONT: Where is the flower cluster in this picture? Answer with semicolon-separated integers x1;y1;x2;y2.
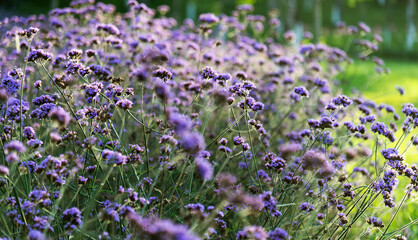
0;1;415;239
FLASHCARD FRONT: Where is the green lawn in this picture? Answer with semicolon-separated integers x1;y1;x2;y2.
343;60;418;107
343;59;418;238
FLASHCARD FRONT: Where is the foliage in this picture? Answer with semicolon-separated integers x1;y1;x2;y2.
0;0;417;239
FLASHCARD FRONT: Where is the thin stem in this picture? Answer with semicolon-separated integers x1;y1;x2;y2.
19;40;33;141
379;190;409;240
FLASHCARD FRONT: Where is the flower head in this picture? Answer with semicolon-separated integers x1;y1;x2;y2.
62;207;83;232
199;13;219;25
196;157;213;181
180;132;205;155
5;140;26;154
293;86;309;98
48;107;71;127
27;49;53;63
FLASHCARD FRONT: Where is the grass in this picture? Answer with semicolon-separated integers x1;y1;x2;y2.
343;60;418;106
343;59;418;238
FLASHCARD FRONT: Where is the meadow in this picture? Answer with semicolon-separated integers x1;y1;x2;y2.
345;60;418;106
0;0;418;239
342;59;418;238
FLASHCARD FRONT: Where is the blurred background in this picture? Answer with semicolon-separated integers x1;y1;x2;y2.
1;0;417;58
1;0;418;105
1;0;417;236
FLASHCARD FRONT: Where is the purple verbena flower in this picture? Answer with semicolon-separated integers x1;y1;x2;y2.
199;13;219;25
0;76;21;96
366;216;384;228
102;149;127;165
97;23;120;35
48;107;71;127
381;148;404;161
62;207;83;232
331;95;352;108
27;49;53;63
116;99;133;110
179;131;205;155
4;140;26;154
268;227;288;240
27;139;43;148
299;202;314;212
293;86;309;98
196;157;213;181
236;225;267;240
